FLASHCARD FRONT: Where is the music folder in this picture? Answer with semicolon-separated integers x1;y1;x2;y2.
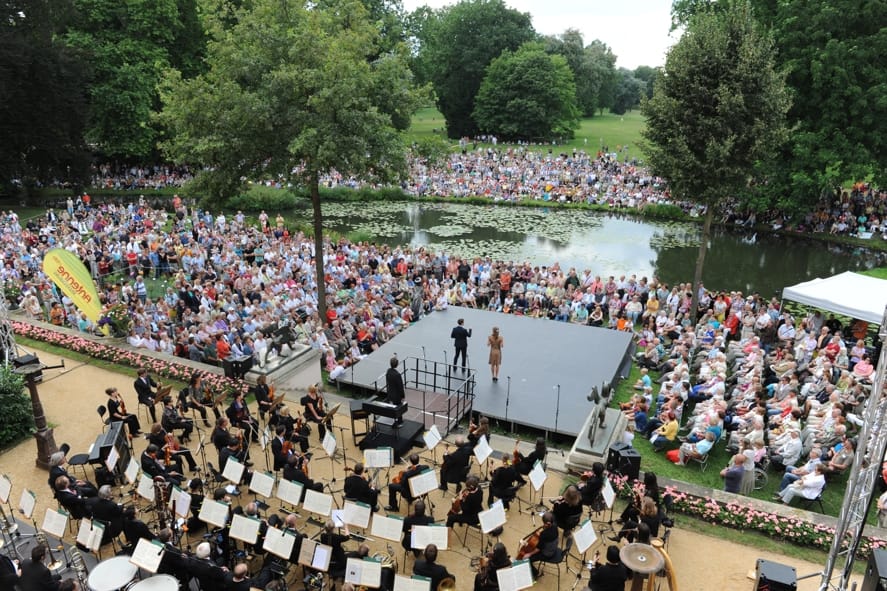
130;539;165;573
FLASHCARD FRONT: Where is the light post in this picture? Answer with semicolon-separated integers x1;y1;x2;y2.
13;361;65;470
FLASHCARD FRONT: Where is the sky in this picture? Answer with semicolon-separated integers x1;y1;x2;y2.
401;0;678;70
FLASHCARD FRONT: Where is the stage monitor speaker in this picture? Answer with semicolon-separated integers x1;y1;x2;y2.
862;548;887;591
606;442;640;481
755;559;797;591
13;354;42;382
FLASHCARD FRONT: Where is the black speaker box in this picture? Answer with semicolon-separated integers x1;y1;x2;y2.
755;559;797;591
606;442;641;481
862;548;887;591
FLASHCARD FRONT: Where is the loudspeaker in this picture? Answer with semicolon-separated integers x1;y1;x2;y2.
754;559;797;591
862;549;887;591
606;442;641;481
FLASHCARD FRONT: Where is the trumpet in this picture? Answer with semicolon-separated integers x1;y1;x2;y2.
71;548;90;590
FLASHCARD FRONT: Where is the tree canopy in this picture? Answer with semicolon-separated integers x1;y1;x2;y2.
543;31;619;117
473;43;579;140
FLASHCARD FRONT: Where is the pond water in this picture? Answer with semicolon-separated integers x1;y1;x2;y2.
293;201;884;297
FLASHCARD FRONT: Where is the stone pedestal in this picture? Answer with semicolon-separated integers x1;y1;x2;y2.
34;427;57;470
565;408;627;474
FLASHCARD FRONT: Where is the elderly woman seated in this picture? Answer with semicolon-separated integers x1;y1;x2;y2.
669;431;716;466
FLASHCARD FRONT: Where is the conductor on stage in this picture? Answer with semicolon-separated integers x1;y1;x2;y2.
451;318;472;369
386;356;405;406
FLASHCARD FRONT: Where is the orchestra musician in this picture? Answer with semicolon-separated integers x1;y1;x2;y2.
161;396;194;442
187;478;206;533
319;520;352;580
19;544;60;591
147;423;199;473
275;406;310;453
90;485;124;545
48;450;97;498
439;436;473;493
54;476;95;520
579;462;606;510
587;545;630;591
271;426;289;472
105;386;141;436
122;505;155;548
254;375;274;421
243;501;269;556
157;528;191;585
514;437;548;484
413;544;455;591
401;500;433;557
282;454;321;501
220;436;251;477
187;373;220;426
211;417;234;462
488;457;521;510
446;475;483;528
520;511;562;579
227;391;259;443
474;542;511;591
188;542;228;590
467;416;490;447
385;356;405;407
551;485;583;540
141;444;184;485
134;368;159;422
344;463;380;511
301;384;327;441
385;453;426;511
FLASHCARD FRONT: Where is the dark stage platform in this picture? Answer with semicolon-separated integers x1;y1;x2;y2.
356;418;425;460
338;308;633;436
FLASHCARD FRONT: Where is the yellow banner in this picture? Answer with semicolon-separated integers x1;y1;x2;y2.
42;248;103;324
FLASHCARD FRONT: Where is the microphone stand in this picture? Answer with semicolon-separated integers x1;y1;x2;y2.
505;377;512;433
554;384;561;436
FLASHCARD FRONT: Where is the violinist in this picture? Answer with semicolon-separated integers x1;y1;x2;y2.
552;485;583;538
188;374;220;426
385;453;426;511
161;396;194;442
134;368;159;423
474;542;511;591
227;391;259;443
439;435;472;493
220;435;252;476
515;437;547;485
468;416;490;448
344;463;379;511
141;444;183;485
271;425;290;472
276;406;310;453
446;475;483;528
579;462;606;510
254;375;274;421
148;423;199;474
301;384;327;441
105;387;141;436
519;511;561;579
211;417;234;462
186;478;206;533
401;500;433;557
282;453;321;501
488;457;521;510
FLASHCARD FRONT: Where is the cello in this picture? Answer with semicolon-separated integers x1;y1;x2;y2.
516;526;544;560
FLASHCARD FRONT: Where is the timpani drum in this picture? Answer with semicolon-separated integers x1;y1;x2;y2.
128;574;179;591
87;556;139;591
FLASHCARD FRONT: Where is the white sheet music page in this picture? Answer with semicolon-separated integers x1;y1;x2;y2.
229;514;262;544
369;513;404;542
249;471;275;498
137;473;155;502
41;507;68;539
394;575;432;591
343;500;372;529
496;559;534;591
602;478;616;509
528;461;547;492
130;539;165;574
473;435;493;464
478;500;507;534
125;458;139;484
0;474;11;504
76;519;104;553
18;489;36;519
276;479;304;507
322;431;337;457
408;469;438;498
423;425;442;451
198;498;230;528
302;489;333;517
105;445;119;473
174;489;191;518
364;447;393;469
573;519;598;554
263;527;297;560
345;557;382;588
222;457;245;484
410;524;448;550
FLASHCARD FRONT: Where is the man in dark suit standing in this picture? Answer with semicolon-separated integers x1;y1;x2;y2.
134;368;159;422
18;545;59;591
385;357;405;406
450;318;472;369
413;544;454;591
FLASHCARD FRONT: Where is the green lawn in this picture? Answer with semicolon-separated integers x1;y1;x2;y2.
861;266;887;280
407;107;647;159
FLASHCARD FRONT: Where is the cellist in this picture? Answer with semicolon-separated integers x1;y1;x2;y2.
517;511;561;579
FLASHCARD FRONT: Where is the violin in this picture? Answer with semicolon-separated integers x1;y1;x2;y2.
512;439;521;466
516;525;544;560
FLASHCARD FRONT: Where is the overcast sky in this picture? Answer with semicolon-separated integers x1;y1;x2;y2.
402;0;677;70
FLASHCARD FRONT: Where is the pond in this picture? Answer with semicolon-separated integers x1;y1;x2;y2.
293;201;884;297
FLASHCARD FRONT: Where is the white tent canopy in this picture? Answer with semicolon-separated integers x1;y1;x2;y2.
782;271;887;325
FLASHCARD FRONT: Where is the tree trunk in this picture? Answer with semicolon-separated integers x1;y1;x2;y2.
310;175;327;325
690;206;714;321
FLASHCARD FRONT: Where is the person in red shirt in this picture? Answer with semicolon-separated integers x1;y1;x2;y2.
216;334;231;359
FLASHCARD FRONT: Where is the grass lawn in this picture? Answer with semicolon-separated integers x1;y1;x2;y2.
407;107;647;159
861;266;887;280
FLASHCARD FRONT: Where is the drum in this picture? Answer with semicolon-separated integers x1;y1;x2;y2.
128;574;179;591
87;556;138;591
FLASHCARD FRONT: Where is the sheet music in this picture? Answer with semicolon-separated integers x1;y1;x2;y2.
408;469;438;498
573;519;598;554
602;478;615;509
322;431;337;457
479;500;507;534
222;457;245;484
174;489;191;518
496;559;534;591
410;525;448;550
125;458;139;484
137;473;155;502
19;489;36;519
528;461;547;492
263;527;297;560
130;538;165;574
423;425;442;451
276;479;304;507
229;514;262;544
249;471;275;498
343;501;372;528
298;538;333;572
345;557;382;588
331;510;345;528
364;447;393;469
41;507;68;539
473;435;493;464
0;474;11;504
106;445;120;473
76;519;104;553
394;575;432;591
302;489;333;517
370;513;404;542
198;498;229;528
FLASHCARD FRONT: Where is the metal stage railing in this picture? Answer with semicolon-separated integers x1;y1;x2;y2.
366;356;475;438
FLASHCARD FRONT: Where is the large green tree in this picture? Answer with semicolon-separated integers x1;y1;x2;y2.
544;29;595;116
610;68;643;115
643;1;789;317
418;0;535;138
160;0;421;322
473;43;579;141
0;0;91;191
584;40;618;116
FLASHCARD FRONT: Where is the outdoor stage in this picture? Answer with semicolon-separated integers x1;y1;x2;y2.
337;307;634;437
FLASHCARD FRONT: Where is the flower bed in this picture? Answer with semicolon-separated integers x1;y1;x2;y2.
13;321;249;398
607;472;887;559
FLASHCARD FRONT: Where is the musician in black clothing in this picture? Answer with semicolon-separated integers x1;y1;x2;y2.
301;384;327;441
522;511;562;578
189;543;227;589
186;374;220;426
105;387;140;436
48;451;97;498
211;418;233;461
402;500;433;557
54;476;94;520
552;485;583;540
157;528;191;585
227;392;259;443
187;478;206;533
439;436;472;493
275;406;310;453
319;520;351;580
446;475;483;528
282;454;321;501
90;485;124;544
18;544;59;591
122;505;155;547
474;542;511;591
385;453;426;510
515;437;548;484
270;426;289;472
413;544;455;591
219;437;251;478
579;462;606;510
385;356;405;406
450;318;472;369
141;444;183;485
588;545;630;591
147;423;199;473
488;459;521;510
254;375;274;421
161;397;193;441
343;463;379;511
133;368;159;423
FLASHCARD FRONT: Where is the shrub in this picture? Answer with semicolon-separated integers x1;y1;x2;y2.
0;367;34;447
639;203;686;220
223;185;302;212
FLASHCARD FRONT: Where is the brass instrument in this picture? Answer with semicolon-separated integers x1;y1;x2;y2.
35;530;64;575
0;503;18;534
154;477;171;531
70;548;90;590
651;538;678;591
372;547;397;571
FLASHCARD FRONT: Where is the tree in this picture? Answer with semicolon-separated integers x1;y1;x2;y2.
473;43;579;140
642;1;789;318
418;0;536;138
584;40;618;116
633;65;659;100
544;29;598;116
160;0;422;322
610;69;643;115
0;0;91;192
